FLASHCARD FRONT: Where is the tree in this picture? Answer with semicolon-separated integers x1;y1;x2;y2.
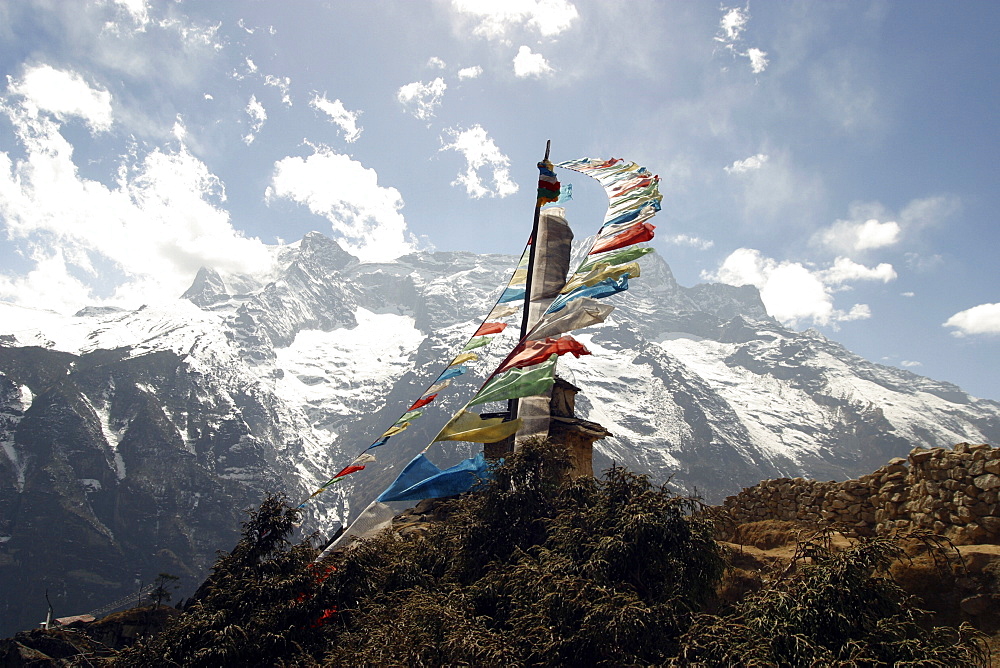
150;573;179;609
118;494;338;667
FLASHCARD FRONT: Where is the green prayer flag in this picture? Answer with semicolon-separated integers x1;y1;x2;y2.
469;355;558;406
578;246;653;273
463;336;492;351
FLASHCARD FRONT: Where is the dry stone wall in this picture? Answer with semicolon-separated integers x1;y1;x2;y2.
721;443;1000;545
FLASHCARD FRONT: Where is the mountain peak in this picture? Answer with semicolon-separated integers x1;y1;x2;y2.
299;231;359;271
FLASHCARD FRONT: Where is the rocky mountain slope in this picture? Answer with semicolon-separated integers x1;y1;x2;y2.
1;230;998;636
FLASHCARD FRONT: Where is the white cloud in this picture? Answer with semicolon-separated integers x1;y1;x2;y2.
267;145;414;262
0;249;94;314
451;0;579;40
397;78;447;120
702;248;895;328
944;303;1000;337
427;56;447;69
901;291;915;297
819;257;896;284
440;125;518;198
310;94;363;143
717;7;748;42
715;6;768;74
112;0;151;29
666;234;714;250
746;47;769;74
0;82;272;311
264;75;292;106
457;65;483;79
901;360;922;368
815;218;901;255
243;94;266;144
513;45;554;78
724;153;768;174
7;65;113;132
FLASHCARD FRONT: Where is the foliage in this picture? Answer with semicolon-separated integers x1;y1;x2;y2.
676;530;988;666
150;572;179;609
115;441;989;667
117;493;338;667
324;438;725;666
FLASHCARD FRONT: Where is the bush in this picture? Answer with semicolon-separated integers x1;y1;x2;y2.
117;441;988;667
677;531;988;666
118;493;338;667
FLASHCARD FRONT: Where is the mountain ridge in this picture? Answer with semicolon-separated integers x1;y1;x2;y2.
0;230;997;636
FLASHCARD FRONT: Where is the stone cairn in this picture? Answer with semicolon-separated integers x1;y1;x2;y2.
721;443;1000;545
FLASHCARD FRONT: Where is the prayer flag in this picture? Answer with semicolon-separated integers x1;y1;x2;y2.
589;222;655;255
408;394;437;411
495;336;591;374
434;410;523;443
547;275;630;313
469;354;558;406
474;322;508;336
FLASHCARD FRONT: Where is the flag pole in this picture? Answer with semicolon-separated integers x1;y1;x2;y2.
506;139;550;427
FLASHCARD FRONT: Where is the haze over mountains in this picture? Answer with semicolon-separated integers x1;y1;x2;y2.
1;231;998;636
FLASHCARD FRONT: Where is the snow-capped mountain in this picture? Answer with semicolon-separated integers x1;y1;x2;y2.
1;230;998;635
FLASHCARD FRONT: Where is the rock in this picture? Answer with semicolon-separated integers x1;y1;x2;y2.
974;473;1000;491
960;593;991;616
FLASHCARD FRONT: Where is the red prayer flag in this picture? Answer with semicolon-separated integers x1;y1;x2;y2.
334;464;366;478
408;394;438;410
474;322;508;336
496;336;591;374
590;222;656;255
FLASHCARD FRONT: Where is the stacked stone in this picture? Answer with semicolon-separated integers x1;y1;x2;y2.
720;443;1000;545
722;477;871;533
820;476;875;536
868;457;910;533
897;443;1000;544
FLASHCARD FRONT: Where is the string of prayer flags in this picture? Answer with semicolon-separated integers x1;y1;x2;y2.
300;238;532;509
433;409;523;444
469;354;558;406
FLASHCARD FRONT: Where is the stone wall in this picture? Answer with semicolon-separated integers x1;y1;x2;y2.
721;443;1000;544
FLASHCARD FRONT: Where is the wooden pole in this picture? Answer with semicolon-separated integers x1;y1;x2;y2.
506;140;550;426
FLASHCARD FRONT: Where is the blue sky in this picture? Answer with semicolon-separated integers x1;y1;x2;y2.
0;1;998;400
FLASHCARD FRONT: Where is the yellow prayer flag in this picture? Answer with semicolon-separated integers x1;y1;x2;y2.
433;409;522;444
